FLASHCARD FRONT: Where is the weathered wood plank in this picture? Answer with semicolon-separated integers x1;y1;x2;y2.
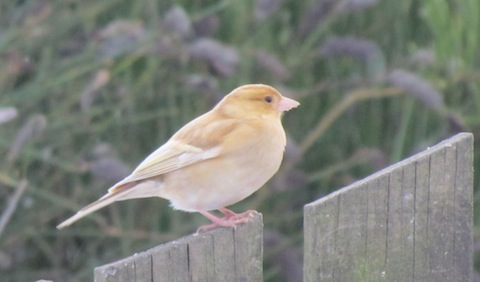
304;132;473;282
187;234;212;281
94;255;136;282
94;213;263;282
336;183;368;281
413;151;430;281
150;244;182;282
211;228;235;280
133;250;153;281
365;176;388;281
427;146;452;280
453;133;474;279
232;214;264;281
304;190;339;281
399;160;415;278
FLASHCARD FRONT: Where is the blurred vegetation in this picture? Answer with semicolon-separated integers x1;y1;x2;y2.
1;0;480;281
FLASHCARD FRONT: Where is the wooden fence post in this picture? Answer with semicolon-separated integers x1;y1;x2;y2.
94;213;263;282
304;132;474;281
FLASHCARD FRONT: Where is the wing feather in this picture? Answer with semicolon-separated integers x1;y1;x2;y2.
110;140;221;192
111;114;242;190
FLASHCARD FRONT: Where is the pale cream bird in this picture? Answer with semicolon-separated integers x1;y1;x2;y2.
57;84;299;232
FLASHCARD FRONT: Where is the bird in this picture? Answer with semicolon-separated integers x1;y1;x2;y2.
56;84;300;232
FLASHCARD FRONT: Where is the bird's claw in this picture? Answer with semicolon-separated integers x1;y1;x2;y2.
195;209;258;234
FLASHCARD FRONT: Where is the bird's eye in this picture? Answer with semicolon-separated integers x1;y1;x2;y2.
264;96;273;103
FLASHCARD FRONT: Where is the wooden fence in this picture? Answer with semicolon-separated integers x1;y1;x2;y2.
94;132;473;282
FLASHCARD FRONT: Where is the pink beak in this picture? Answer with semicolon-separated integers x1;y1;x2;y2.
277;96;300;112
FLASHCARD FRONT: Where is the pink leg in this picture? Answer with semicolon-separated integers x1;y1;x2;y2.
219;208;257;220
196;209;258;233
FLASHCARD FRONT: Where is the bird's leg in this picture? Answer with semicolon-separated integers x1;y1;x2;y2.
219;208;237;219
196;210;232;233
219;208;257;220
196;209;258;233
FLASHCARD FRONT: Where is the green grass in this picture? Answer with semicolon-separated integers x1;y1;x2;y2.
1;0;480;281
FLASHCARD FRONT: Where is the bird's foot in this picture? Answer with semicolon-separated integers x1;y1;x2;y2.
196;209;258;233
219;208;257;220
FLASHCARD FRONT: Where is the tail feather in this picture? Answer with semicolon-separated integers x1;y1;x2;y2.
56;185;132;229
56;180;163;229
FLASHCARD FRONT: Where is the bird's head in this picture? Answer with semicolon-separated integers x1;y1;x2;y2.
215;84;300;119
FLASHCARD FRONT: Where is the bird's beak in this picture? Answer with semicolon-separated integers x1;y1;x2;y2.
277;96;300;112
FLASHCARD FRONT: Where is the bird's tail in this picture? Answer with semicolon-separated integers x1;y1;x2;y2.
56;179;164;229
56;183;135;229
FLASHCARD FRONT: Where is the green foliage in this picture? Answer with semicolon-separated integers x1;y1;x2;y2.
1;0;480;281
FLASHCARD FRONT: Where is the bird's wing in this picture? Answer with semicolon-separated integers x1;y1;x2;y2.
111;140;221;191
